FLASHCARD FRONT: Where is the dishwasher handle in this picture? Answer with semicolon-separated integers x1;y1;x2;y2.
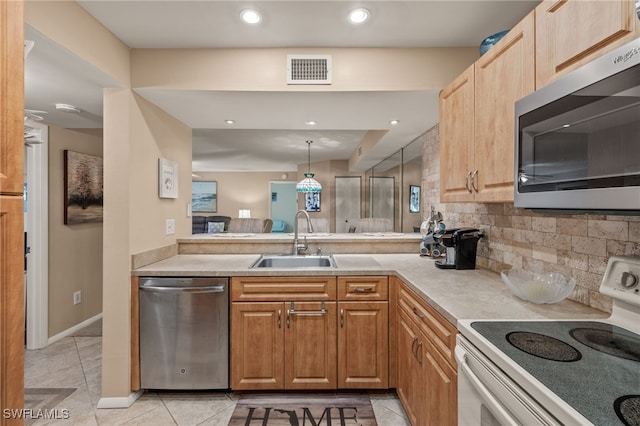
140;285;225;294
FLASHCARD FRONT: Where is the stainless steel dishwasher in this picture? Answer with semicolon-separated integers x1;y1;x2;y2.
139;277;229;390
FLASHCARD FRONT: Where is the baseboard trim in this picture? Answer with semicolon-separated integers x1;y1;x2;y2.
96;390;143;409
48;313;103;345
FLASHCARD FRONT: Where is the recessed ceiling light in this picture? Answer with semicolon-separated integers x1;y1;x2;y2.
240;9;261;24
349;8;370;24
305;120;317;126
225;119;235;125
389;119;400;125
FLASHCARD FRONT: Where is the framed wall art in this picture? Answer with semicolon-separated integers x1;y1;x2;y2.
159;158;178;199
305;192;320;212
64;150;104;224
192;181;217;212
409;185;420;213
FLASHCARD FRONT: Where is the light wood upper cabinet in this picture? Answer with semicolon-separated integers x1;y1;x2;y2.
474;12;535;202
536;0;640;87
439;64;475;203
440;12;534;203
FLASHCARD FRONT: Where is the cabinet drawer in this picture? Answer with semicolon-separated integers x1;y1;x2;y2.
338;276;388;301
232;276;336;302
398;285;456;367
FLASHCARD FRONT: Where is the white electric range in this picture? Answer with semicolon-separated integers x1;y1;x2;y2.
456;255;640;426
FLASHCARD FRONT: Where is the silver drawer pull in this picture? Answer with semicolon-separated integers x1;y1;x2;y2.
288;301;326;315
412;307;425;319
353;287;373;293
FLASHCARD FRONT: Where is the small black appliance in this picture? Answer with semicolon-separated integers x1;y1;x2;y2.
434;228;483;270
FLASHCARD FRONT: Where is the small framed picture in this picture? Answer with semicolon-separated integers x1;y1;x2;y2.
409;185;420;213
192;181;217;212
305;192;320;212
159;158;178;199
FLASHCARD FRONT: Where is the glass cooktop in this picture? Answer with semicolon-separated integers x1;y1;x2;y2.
471;321;640;426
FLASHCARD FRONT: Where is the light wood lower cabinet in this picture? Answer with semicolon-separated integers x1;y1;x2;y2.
230;275;389;391
231;302;286;390
338;301;388;389
396;281;457;426
285;301;337;389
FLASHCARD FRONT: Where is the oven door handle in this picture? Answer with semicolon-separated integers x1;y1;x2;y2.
455;346;521;426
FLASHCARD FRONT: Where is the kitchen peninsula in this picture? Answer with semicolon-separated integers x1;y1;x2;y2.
131;233;606;424
177;232;423;254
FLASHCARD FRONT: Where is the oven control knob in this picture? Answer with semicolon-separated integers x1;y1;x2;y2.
620;272;639;289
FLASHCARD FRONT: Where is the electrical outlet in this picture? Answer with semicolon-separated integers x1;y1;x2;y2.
73;291;81;305
166;219;176;235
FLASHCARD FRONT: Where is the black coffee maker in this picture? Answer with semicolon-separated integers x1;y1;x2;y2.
434;228;483;270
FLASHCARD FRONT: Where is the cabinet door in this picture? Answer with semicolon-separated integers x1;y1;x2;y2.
474;12;535;203
338;301;388;389
396;310;423;426
285;301;337;389
419;334;457;426
536;0;640;87
0;197;24;418
439;64;475;203
0;0;24;195
231;302;284;390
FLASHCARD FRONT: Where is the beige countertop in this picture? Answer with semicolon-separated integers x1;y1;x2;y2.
178;232;421;243
133;253;607;326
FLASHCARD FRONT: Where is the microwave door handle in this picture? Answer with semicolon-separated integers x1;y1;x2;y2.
454;346;521;425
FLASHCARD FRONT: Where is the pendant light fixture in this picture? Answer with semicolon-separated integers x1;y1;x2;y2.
296;140;322;193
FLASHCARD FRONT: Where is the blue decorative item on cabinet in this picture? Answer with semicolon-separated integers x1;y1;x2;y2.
480;30;510;56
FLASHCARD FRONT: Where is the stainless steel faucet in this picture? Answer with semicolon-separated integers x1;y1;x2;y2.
293;209;314;255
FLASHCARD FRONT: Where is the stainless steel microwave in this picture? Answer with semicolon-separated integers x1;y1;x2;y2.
514;37;640;214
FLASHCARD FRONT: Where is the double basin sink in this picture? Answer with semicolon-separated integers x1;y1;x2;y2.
250;254;337;269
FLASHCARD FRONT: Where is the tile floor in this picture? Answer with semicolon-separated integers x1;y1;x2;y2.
25;332;410;425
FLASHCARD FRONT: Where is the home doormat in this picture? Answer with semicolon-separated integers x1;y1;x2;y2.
23;388;76;426
229;392;377;426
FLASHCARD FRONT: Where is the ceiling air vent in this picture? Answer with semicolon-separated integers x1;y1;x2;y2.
287;55;332;85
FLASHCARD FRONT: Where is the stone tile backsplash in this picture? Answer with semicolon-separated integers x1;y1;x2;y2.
421;124;640;313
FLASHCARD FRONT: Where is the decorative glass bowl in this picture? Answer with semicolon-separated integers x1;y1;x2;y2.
501;268;576;304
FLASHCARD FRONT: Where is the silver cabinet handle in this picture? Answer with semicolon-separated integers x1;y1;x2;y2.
277;309;282;329
412;307;425;319
465;171;472;192
287;301;326;316
411;336;418;355
471;169;479;192
353;287;373;293
340;309;344;328
415;341;423;365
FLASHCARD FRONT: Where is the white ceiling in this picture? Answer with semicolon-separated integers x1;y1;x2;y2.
24;0;540;172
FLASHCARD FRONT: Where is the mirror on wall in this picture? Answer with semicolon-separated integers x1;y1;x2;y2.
366;135;423;232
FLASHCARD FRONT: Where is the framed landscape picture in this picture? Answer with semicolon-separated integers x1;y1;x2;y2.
64;150;104;224
192;181;217;212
